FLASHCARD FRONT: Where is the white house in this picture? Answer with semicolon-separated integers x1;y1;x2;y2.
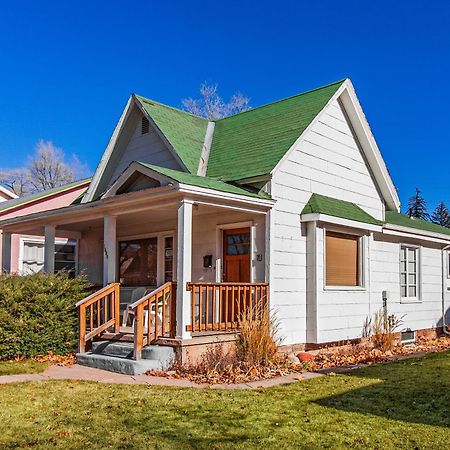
1;79;449;371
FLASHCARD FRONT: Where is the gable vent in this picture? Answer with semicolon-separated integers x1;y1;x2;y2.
141;116;149;135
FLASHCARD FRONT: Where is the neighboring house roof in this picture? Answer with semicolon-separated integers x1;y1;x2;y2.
138;163;271;199
301;193;381;226
0;185;18;201
135;95;209;174
207;80;345;181
0;178;91;215
385;211;450;237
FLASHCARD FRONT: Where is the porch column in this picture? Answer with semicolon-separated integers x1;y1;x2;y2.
176;199;193;339
1;231;12;273
44;225;55;273
103;214;117;286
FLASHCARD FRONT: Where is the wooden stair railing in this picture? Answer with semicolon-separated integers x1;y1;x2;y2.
131;281;177;360
186;282;269;332
76;283;120;353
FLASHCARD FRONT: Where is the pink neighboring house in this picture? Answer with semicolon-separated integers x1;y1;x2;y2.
0;179;90;274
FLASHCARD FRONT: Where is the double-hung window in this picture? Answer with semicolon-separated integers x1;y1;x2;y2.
400;246;419;300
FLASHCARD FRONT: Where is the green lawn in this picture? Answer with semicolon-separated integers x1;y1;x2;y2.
0;351;448;449
0;359;48;376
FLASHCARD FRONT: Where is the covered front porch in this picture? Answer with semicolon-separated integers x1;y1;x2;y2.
1;184;272;362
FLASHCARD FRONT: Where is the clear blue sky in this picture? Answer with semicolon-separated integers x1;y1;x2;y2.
0;0;448;211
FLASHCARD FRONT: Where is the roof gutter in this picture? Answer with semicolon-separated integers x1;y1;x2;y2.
383;223;450;244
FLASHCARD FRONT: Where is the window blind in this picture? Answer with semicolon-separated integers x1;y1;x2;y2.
326;232;359;286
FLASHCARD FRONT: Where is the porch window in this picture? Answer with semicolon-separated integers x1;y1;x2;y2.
22;239;77;277
164;236;174;282
119;238;157;287
400;246;419;300
325;231;360;287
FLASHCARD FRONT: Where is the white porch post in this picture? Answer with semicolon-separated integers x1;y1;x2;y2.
44;225;56;273
176;199;193;339
103;215;117;286
1;232;12;273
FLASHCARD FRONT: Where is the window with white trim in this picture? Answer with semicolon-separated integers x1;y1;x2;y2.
22;239;77;277
400;246;419;300
325;231;361;287
447;251;450;278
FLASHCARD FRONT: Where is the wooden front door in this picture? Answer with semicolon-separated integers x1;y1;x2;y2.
223;227;251;323
223;227;251;282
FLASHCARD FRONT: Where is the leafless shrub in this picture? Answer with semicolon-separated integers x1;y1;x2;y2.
371;309;404;352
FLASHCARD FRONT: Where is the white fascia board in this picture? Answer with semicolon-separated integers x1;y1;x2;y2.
0;185;18;199
83;96;135;203
301;213;382;232
133;96;190;173
383;224;450;244
339;80;400;211
0;185;178;230
177;183;275;209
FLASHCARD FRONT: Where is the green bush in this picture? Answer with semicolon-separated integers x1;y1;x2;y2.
0;273;89;359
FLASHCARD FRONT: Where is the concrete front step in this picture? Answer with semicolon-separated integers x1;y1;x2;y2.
91;341;175;367
75;352;162;375
76;341;176;375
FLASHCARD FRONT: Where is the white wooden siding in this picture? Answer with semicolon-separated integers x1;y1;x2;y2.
109;115;181;184
271;97;385;345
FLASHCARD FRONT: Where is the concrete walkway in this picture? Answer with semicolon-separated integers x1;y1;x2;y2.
0;364;323;389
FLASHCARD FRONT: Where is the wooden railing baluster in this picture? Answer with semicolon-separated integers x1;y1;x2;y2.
76;283;120;353
186;282;269;333
129;281;177;360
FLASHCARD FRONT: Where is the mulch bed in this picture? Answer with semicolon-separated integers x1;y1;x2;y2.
148;358;304;385
306;336;450;372
147;336;450;385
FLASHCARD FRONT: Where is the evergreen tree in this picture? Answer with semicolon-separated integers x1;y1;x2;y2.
431;202;450;227
406;188;429;220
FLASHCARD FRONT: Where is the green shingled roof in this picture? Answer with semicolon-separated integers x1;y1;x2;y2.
135;95;208;174
0;179;91;214
385;211;450;237
206;80;345;181
138;163;271;200
301;193;381;225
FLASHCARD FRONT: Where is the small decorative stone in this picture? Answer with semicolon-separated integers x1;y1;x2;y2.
296;352;314;362
287;354;300;364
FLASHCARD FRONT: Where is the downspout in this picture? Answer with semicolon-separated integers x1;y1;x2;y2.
441;244;450;336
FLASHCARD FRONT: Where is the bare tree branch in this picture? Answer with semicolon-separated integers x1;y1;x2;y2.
28;140;75;191
0;168;32;196
182;82;251;119
0;140;90;197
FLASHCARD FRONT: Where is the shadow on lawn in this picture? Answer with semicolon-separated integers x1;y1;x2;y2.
314;351;450;428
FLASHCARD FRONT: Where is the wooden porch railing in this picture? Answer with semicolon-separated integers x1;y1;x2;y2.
76;283;120;352
186;282;269;332
131;281;177;360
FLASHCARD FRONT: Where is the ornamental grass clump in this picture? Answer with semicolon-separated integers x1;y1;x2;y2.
165;299;301;384
235;299;280;366
371;308;404;353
